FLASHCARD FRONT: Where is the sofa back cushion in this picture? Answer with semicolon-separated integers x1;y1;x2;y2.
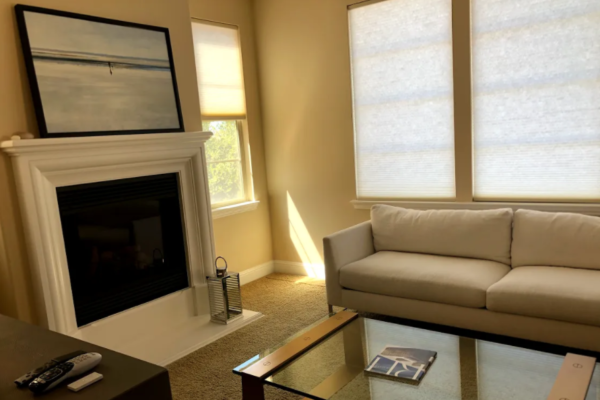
512;209;600;270
371;205;513;265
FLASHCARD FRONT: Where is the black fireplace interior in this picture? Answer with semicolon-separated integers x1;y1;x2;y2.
57;173;189;327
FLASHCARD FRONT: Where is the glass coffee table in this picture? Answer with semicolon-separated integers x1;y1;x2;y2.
234;311;600;399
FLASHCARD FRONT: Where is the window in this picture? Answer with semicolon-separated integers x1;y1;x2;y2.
473;0;600;201
349;0;600;204
349;0;455;199
192;20;251;207
202;120;246;205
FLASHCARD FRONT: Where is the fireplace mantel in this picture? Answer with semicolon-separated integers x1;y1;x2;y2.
2;132;262;365
1;131;212;155
1;131;222;338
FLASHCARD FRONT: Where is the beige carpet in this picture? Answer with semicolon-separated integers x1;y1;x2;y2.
168;274;330;400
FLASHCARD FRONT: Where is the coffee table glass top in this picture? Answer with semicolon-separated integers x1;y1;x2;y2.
234;314;600;399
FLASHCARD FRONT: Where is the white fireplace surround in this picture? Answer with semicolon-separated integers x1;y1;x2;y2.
1;131;261;365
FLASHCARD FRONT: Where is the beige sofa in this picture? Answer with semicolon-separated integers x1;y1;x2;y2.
324;205;600;352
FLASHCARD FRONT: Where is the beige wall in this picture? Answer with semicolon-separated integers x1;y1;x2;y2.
0;0;272;323
188;0;273;275
253;0;369;265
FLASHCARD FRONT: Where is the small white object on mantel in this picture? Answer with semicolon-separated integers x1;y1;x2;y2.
10;132;35;140
0;131;262;365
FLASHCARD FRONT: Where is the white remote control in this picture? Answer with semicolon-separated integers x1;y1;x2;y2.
28;352;102;393
68;372;103;392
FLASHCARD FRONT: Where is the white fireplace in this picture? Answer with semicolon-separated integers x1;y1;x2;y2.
1;131;261;365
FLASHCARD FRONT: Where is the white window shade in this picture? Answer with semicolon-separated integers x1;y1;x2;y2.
473;0;600;201
349;0;455;200
192;21;246;120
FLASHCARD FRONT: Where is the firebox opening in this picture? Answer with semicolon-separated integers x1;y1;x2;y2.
57;173;189;327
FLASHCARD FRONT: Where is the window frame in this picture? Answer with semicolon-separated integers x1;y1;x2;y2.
192;17;258;217
347;0;600;215
348;0;472;203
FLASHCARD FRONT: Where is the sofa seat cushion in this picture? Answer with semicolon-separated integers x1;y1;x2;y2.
371;205;513;265
487;267;600;327
339;251;510;308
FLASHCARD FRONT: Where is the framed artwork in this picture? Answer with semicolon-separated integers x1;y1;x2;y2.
14;5;184;138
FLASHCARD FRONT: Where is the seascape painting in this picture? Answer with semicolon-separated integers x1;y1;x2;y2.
15;5;184;137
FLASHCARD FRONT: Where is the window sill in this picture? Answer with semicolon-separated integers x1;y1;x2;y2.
212;200;259;220
351;200;600;216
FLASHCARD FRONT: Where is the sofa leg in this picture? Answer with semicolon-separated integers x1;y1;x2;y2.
328;304;334;314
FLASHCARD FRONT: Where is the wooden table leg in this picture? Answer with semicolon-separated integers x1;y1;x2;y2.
241;375;265;400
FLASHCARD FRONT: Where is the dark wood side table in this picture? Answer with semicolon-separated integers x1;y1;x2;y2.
0;314;172;400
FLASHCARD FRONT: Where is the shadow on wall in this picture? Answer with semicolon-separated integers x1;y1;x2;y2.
286;191;325;279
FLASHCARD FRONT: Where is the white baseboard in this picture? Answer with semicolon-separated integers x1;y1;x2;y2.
236;260;325;285
273;260;308;276
273;260;325;279
237;261;275;285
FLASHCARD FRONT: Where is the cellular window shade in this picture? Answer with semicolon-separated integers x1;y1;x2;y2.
473;0;600;201
349;0;455;199
192;21;246;119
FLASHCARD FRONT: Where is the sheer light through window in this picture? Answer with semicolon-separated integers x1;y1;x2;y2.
349;0;456;199
472;0;600;201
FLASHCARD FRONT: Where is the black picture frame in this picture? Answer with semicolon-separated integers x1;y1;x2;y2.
14;4;185;138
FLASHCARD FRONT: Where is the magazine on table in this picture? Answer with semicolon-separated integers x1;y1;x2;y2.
364;345;437;384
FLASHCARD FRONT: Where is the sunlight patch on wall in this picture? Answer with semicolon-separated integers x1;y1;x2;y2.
287;191;325;279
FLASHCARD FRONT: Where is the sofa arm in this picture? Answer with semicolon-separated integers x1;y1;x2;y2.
323;221;375;306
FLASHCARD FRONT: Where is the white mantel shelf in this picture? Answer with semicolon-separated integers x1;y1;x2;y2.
1;131;213;154
1;131;262;365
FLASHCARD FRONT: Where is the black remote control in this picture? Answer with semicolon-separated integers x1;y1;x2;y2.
29;352;102;394
14;350;85;388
